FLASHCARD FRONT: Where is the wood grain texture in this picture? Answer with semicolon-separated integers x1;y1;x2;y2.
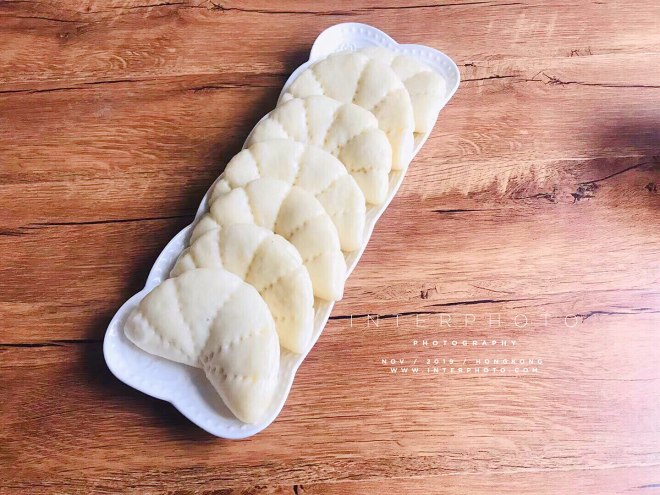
1;0;659;493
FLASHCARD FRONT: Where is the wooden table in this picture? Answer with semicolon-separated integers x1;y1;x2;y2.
1;1;659;493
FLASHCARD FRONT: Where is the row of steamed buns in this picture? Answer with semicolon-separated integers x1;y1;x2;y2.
124;47;447;423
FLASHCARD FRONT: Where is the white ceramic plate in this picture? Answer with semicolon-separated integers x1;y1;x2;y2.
103;22;460;439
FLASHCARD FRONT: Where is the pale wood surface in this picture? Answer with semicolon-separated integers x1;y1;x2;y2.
1;1;659;494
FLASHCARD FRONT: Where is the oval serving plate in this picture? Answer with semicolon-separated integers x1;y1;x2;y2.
104;22;460;439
